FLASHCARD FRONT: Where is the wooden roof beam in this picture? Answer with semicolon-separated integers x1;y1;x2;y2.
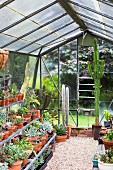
57;0;87;30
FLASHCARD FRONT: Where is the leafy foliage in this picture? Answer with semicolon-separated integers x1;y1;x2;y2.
100;149;113;163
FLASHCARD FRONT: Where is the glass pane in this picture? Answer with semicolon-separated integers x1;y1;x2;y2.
38;34;59;45
31;3;65;25
0;7;23;31
30;49;40;55
47;15;73;31
5;40;36;51
0;34;15;47
19;44;41;53
8;0;55;15
25;28;50;41
63;29;82;39
4;20;38;37
0;0;7;5
56;23;79;35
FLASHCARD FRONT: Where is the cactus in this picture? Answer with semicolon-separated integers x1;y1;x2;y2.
88;39;104;124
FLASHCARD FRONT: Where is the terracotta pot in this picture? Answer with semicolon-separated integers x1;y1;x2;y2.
8;168;12;170
8;126;15;135
56;135;67;143
67;125;72;139
24;117;31;123
13;95;18;102
102;138;113;150
41;139;47;145
0;132;4;141
32;141;42;152
23;113;32;118
16;123;23;129
22;136;39;142
10;160;22;170
22;158;28;166
11;125;17;132
17;94;24;101
5;98;10;105
0;100;3;106
30;110;40;118
3;131;9;139
32;114;38;120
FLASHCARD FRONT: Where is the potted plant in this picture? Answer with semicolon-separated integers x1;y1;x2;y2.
55;124;67;143
88;38;104;140
18;107;31;118
102;130;113;150
12;116;23;129
98;149;113;170
22;125;40;142
3;143;28;170
0;89;5;106
31;139;42;153
104;110;112;127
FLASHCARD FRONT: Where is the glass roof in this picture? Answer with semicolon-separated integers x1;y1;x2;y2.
0;0;113;56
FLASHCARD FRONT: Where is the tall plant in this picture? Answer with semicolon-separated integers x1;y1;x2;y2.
88;39;104;124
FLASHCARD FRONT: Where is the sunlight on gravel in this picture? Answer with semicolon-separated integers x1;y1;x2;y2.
45;137;98;170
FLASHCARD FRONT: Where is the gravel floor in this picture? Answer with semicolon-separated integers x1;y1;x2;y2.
45;137;98;170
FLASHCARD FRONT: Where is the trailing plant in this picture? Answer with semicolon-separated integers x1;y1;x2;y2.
88;38;105;124
104;109;111;121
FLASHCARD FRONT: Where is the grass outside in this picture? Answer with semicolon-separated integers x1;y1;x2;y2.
59;113;95;127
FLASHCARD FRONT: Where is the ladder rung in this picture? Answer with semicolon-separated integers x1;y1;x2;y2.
79;84;94;86
79;90;94;92
79;77;93;79
79;96;95;99
78;108;95;111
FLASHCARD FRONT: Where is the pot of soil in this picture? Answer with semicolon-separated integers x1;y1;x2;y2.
16;122;23;129
22;158;28;166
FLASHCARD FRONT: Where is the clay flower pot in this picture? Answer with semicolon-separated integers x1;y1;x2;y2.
3;130;9;139
23;113;32;118
8;126;15;135
22;158;28;166
32;141;42;152
102;138;113;150
30;110;40;118
24;117;31;123
0;132;4;141
10;160;22;170
17;94;24;101
16;122;23;129
56;135;67;143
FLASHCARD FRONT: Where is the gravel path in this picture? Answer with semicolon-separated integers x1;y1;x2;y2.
45;137;98;170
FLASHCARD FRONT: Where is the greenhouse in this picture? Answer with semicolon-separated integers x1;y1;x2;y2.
0;0;113;170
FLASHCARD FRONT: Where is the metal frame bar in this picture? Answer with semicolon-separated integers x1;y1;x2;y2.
0;1;58;32
1;13;67;48
40;31;83;56
24;134;56;170
57;0;87;30
58;47;60;124
16;21;74;52
97;0;113;7
29;27;80;54
32;48;42;88
77;12;113;31
85;21;113;36
69;0;113;21
0;0;15;9
89;29;113;43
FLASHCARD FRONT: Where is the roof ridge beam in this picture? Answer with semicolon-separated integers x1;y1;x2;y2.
57;0;87;30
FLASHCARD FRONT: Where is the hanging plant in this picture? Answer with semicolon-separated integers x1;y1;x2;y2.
0;49;9;69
